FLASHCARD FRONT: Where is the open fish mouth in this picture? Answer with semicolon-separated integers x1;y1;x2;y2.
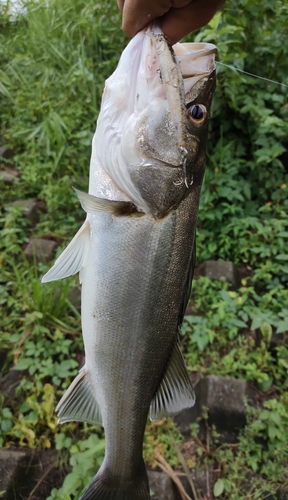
89;28;216;216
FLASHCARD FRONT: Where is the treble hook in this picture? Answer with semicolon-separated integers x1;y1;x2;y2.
173;147;194;188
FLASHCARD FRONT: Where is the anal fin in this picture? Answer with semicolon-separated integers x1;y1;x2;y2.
56;367;102;426
150;342;195;422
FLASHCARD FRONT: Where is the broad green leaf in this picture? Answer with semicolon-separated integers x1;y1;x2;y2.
14;358;32;371
276;254;288;261
214;479;225;497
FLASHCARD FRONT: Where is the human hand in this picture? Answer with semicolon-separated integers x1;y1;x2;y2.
117;0;225;45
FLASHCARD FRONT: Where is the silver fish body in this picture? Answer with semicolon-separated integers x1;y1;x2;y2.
42;26;216;500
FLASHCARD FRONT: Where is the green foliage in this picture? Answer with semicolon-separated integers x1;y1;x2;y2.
47;433;105;500
0;0;127;222
0;395;13;446
1;0;288;498
187;400;288;499
143;418;184;468
182;278;288;391
215;396;288;498
6;383;58;448
186;1;288;285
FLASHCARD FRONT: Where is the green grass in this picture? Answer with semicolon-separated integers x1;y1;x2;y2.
1;0;288;498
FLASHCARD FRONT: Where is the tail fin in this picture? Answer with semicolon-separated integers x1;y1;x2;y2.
80;464;150;500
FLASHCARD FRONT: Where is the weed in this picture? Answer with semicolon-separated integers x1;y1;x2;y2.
1;0;288;497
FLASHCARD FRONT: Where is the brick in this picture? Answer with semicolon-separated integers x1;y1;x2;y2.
197;260;241;289
24;238;57;263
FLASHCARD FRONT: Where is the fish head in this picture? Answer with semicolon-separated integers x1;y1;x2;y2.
126;36;216;217
91;29;216;217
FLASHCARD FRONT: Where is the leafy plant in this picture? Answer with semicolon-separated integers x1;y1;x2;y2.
143;418;184;469
47;432;105;500
1;0;288;498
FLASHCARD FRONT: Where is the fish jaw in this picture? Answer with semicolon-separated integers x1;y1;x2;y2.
152;28;187;154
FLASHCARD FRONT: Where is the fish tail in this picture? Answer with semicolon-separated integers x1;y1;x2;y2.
80;464;150;500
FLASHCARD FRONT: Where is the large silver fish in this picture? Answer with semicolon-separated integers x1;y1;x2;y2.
42;26;216;500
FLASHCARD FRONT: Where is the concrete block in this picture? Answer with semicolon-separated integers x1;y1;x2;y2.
148;466;214;500
24;238;57;263
175;375;247;435
0;449;33;500
0;449;60;500
197;260;241;288
9;199;46;226
25;450;60;500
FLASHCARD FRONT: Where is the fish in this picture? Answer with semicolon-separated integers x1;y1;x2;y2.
42;25;216;500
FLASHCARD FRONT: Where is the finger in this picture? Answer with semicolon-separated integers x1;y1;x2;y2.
117;0;124;12
162;0;226;44
121;0;189;38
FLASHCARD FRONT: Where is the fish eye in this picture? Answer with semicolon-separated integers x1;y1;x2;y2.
187;104;207;128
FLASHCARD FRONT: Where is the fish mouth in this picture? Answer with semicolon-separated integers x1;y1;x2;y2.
145;30;216;167
175;42;216;86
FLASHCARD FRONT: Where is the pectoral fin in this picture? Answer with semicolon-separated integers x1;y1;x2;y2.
41;219;90;283
150;342;195;422
74;188;137;216
56;367;102;425
41;189;139;285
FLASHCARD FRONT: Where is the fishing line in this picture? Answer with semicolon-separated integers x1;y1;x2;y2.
216;61;288;88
